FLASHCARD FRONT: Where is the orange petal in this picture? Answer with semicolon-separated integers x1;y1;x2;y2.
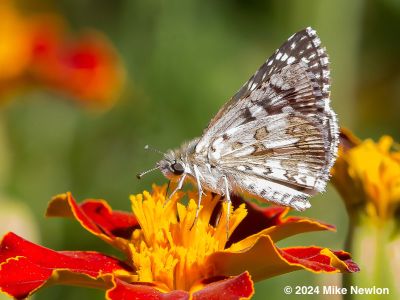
229;196;335;247
229;215;334;252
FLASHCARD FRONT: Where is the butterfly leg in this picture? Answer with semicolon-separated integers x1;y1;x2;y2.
164;173;186;207
223;176;231;241
190;165;205;230
165;180;171;200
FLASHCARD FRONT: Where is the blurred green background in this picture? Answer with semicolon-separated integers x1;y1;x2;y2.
1;0;399;299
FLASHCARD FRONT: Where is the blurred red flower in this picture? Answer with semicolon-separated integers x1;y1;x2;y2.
0;0;124;108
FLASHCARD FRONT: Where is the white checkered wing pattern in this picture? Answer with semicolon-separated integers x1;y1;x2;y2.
195;27;338;210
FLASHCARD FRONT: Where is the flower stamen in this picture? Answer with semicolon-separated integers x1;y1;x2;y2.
129;186;247;291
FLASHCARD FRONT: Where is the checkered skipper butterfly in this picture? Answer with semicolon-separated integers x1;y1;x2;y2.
139;27;338;219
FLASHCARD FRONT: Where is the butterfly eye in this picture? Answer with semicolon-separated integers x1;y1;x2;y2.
171;162;185;175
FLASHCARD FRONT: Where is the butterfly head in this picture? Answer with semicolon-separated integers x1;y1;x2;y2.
137;145;188;181
158;154;186;180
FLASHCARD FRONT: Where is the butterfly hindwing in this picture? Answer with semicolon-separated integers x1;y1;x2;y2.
207;113;324;210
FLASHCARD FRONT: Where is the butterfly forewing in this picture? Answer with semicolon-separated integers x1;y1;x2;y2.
195;27;338;210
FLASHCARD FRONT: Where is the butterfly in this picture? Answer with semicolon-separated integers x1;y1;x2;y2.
138;27;339;222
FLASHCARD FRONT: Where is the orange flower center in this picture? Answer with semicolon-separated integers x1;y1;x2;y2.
128;186;247;292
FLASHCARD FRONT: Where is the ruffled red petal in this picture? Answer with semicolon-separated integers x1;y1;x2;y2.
193;272;254;300
331;250;360;273
106;279;189;300
280;246;360;273
0;232;131;299
0;256;52;299
106;272;254;300
46;193;138;240
79;201;138;239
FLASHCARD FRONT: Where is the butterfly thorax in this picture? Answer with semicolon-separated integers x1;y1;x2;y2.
158;138;227;194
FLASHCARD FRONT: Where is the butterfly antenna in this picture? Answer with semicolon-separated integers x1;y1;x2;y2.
136;165;160;179
144;145;166;156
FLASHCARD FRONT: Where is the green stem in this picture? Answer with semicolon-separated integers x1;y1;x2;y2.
343;212;399;299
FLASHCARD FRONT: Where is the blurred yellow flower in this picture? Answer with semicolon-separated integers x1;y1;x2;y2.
0;1;31;83
332;128;400;221
332;128;400;298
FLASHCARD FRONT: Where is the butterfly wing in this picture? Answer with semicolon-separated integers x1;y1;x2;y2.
215;113;327;210
195;27;338;210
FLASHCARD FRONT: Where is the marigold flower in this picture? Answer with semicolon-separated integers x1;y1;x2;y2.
331;128;400;298
0;185;358;299
332;128;400;221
